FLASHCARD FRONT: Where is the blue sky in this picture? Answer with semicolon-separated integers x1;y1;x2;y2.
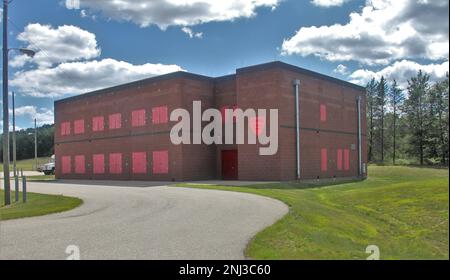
2;0;448;129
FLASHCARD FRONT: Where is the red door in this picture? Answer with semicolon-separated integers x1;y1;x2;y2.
222;150;238;180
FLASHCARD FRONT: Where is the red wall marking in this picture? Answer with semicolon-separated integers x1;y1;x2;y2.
152;106;168;124
320;104;327;122
132;109;146;127
132;152;147;174
61;122;71;136
153;150;168;174
109;153;122;174
75;155;85;174
337;149;343;171
321;148;328;171
93;154;105;174
109;113;122;130
62;156;71;174
74;119;85;134
92;116;104;132
344;149;350;171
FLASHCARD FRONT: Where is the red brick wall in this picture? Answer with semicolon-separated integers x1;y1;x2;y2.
276;67;366;180
55;77;184;180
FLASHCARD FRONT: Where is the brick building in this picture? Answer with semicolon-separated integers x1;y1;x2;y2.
54;61;367;181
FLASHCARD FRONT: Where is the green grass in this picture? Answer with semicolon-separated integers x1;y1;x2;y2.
0;156;51;172
0;189;82;221
177;166;449;260
26;175;56;181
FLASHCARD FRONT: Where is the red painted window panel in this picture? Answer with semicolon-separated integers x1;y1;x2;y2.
75;155;85;174
109;153;122;174
152;106;168;124
62;156;71;174
344;149;350;171
74;119;85;134
61;122;71;136
109;113;122;129
92;116;104;132
132;152;147;174
320;104;327;122
337;149;343;171
321;148;328;172
132;109;146;127
153;150;168;174
93;154;105;174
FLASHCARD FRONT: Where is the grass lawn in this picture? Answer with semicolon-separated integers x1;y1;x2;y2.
0;189;82;221
177;166;449;260
0;157;51;172
26;175;56;181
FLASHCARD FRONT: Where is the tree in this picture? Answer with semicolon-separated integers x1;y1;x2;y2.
366;78;378;162
404;71;430;165
387;80;404;165
376;76;388;163
0;124;54;161
427;73;449;165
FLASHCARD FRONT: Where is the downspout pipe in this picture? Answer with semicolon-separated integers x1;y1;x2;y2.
357;96;362;176
293;79;301;179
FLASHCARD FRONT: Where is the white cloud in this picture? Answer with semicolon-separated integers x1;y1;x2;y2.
73;0;279;29
9;23;183;98
13;105;37;116
282;0;449;65
349;60;449;88
181;27;203;39
10;23;101;68
11;58;183;98
334;64;349;75
311;0;351;7
11;106;54;125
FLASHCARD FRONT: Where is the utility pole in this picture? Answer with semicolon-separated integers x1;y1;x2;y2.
35;118;38;171
2;0;11;205
12;91;17;177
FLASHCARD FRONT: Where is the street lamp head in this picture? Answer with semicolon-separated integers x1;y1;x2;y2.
19;48;36;58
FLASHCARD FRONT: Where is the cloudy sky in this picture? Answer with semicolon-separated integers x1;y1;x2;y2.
2;0;448;129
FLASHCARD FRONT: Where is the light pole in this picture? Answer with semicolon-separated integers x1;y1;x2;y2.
2;0;36;205
12;91;16;177
34;118;37;171
3;0;10;205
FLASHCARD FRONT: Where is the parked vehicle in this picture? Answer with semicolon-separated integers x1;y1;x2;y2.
37;155;55;175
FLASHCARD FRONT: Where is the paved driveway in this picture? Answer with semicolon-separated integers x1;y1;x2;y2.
0;181;287;260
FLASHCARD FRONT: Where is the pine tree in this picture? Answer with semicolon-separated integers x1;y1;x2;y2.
428;73;449;164
366;78;378;162
376;76;388;163
387;80;404;165
405;71;430;165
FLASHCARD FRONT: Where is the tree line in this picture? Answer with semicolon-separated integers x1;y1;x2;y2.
366;71;449;166
0;124;54;161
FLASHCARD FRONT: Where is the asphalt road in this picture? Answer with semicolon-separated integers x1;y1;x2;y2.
0;181;287;260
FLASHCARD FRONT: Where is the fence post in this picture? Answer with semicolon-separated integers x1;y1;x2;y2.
15;176;19;202
22;176;27;203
